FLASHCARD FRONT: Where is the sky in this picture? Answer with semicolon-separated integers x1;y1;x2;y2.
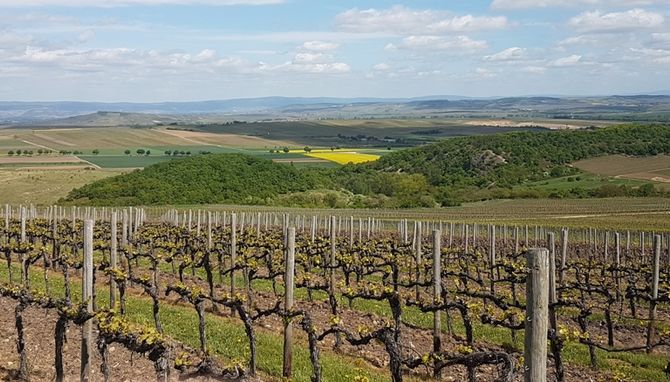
0;0;669;102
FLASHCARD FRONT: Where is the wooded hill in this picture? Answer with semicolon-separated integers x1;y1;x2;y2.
64;124;670;207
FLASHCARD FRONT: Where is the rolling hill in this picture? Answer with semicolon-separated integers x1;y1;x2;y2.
63;124;670;207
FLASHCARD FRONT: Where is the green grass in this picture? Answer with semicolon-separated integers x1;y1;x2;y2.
521;174;647;192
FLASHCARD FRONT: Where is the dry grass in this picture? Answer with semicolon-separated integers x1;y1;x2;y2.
157;128;293;148
574;155;670;189
6;128;190;150
0;169;124;205
0;155;83;164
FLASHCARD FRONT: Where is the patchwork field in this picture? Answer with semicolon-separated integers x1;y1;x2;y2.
159;128;295;148
574;155;670;189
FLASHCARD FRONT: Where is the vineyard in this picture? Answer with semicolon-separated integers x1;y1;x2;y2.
1;205;670;381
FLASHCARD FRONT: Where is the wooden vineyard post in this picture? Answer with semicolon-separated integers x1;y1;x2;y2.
615;232;621;294
110;211;118;309
415;221;422;300
122;209;128;247
464;224;469;254
20;206;27;287
81;219;94;382
207;211;212;249
559;228;568;289
432;229;442;378
230;213;237;299
330;215;337;294
646;235;661;353
514;226;519;253
489;224;496;294
524;248;549;382
4;204;9;244
311;215;316;243
283;227;296;378
349;216;354;248
546;233;564;381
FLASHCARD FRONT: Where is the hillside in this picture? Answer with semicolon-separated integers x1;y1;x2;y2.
63;154;317;206
366;124;670;200
64;124;670;207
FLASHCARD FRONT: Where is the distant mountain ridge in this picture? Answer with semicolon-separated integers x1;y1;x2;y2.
1;94;670;124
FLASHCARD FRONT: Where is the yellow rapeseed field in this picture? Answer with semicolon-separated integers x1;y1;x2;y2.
305;151;380;165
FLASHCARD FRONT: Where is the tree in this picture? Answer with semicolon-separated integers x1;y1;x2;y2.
124;150;131;155
37;149;43;155
304;146;312;153
16;150;22;155
180;151;186;156
136;149;145;155
282;147;289;153
145;150;151;156
8;151;14;156
185;151;191;156
92;149;100;155
164;150;172;156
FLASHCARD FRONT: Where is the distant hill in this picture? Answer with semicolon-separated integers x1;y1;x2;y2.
3;95;670;124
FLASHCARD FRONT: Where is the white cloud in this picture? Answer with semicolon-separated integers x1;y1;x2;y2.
630;47;670;64
491;0;667;9
484;47;526;61
273;61;351;74
568;9;664;33
300;41;340;52
550;54;582;66
373;63;391;71
652;33;670;45
293;52;332;64
0;0;284;6
335;6;508;34
10;46;256;74
475;67;496;78
0;30;34;47
521;66;546;74
391;35;488;52
426;15;509;33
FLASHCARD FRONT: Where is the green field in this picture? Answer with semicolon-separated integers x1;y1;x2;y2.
519;173;649;191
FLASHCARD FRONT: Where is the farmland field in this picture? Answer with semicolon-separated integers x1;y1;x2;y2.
574;155;670;189
306;151;381;164
193;119;550;147
0;169;123;204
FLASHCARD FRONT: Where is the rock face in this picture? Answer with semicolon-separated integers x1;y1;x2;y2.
470;150;506;172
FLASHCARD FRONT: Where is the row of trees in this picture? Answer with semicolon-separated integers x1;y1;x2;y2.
7;149;54;156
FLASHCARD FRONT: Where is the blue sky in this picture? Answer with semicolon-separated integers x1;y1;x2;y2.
0;0;668;102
